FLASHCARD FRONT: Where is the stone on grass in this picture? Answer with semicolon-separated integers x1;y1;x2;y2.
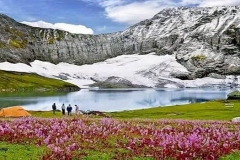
231;117;240;122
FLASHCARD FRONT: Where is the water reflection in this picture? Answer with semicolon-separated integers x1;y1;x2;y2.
170;98;208;103
0;88;233;112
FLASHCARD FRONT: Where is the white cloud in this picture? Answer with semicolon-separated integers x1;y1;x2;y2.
105;1;173;24
81;0;240;25
99;0;126;7
181;0;202;5
102;0;177;25
21;21;94;34
198;0;240;7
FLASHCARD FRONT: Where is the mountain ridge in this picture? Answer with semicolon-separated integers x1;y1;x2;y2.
0;5;240;80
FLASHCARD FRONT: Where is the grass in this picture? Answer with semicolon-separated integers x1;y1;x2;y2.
0;70;79;92
0;91;67;97
0;40;6;48
48;37;54;44
0;142;46;160
0;131;237;160
2;99;240;159
28;110;65;118
220;151;240;160
9;39;26;48
81;151;114;160
28;110;105;119
28;99;240;121
25;99;240;120
109;100;240;120
191;54;207;61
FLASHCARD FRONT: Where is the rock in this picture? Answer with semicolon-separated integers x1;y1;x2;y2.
155;79;185;88
170;73;191;80
232;117;240;122
208;73;226;79
90;76;147;88
227;90;240;100
56;73;69;80
105;76;133;85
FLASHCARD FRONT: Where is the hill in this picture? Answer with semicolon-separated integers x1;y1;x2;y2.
0;70;79;92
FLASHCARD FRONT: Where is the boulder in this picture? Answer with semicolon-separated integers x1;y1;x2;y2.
231;117;240;122
90;76;147;88
227;90;240;100
208;73;226;79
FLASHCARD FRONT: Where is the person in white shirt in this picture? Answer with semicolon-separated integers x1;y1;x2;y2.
75;105;79;115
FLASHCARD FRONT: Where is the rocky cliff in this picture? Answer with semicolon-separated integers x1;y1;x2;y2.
0;6;240;79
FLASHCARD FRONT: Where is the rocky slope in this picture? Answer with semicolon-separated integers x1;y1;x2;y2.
0;6;240;80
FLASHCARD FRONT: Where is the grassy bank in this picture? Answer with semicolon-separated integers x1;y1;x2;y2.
28;110;65;118
0;70;79;92
109;100;240;120
28;100;240;121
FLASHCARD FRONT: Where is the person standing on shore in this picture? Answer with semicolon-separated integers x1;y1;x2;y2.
67;104;72;116
52;103;57;114
75;105;79;115
61;103;65;115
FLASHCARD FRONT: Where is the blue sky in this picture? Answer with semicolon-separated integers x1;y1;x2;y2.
0;0;239;34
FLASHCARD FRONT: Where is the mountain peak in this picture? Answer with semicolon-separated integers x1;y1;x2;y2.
153;5;240;19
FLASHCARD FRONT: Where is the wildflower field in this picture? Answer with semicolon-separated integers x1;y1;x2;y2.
0;117;240;159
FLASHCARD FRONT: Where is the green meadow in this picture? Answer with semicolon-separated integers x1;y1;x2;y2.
110;100;240;120
28;99;240;121
0;70;79;92
1;99;240;159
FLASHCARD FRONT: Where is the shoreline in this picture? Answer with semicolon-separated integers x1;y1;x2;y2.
17;99;239;121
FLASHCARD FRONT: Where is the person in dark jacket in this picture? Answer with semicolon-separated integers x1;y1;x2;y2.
66;104;72;116
52;103;57;114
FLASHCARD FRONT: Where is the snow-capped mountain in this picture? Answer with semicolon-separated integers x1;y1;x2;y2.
0;6;240;87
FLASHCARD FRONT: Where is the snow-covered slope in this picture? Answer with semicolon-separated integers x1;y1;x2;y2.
0;6;240;84
0;53;227;88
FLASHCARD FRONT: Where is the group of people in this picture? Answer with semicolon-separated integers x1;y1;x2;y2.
52;103;80;116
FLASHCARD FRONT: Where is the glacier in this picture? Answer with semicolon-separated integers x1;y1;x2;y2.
0;53;229;88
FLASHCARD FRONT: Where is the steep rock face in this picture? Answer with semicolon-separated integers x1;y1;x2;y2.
125;6;240;78
0;6;240;79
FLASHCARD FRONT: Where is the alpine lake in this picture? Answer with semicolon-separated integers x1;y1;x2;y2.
0;88;233;112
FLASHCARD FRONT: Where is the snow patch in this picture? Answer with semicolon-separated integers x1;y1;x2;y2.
0;53;225;88
164;84;179;88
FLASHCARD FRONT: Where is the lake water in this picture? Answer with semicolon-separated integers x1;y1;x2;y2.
0;88;233;112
